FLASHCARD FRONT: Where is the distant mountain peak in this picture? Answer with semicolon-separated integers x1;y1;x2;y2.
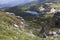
0;0;60;8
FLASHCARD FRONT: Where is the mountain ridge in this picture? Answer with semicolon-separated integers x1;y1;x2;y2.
0;0;60;8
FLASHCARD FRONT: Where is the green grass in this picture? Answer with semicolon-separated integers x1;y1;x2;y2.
50;3;60;9
0;21;39;40
0;12;45;40
0;11;59;40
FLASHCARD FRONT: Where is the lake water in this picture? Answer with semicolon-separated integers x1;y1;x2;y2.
24;10;39;15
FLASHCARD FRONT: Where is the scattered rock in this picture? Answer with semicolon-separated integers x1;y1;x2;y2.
39;32;47;38
10;13;15;16
57;30;60;34
13;24;19;28
50;8;57;13
6;12;10;14
21;22;24;24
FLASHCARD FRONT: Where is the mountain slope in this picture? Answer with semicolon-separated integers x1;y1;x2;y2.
0;11;48;40
46;0;60;2
1;0;60;8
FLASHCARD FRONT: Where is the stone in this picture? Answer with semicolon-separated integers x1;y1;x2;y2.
13;24;19;28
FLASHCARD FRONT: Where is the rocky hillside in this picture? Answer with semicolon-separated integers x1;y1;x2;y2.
0;2;60;40
1;11;60;40
0;11;43;40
